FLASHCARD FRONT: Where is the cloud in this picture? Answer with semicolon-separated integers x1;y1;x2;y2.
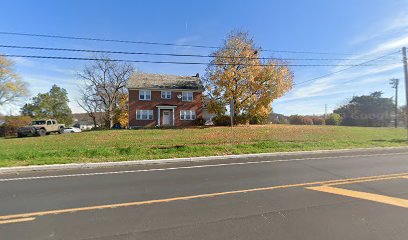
10;57;77;76
364;35;408;57
350;14;408;46
173;35;206;54
283;21;408;105
23;73;78;88
175;36;201;46
0;102;24;115
285;62;400;102
9;57;37;67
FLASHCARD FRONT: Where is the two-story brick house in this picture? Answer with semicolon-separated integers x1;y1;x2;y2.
128;73;204;128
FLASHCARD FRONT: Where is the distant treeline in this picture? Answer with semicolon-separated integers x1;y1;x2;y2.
271;92;406;127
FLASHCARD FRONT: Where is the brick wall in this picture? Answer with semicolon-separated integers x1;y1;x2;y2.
128;89;203;127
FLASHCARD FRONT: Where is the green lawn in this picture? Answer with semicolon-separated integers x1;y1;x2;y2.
0;125;406;167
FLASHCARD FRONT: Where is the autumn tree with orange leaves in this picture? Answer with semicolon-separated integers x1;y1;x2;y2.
114;93;129;128
0;55;29;106
204;31;293;122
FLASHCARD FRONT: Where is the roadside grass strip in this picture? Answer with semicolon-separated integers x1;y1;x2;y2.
1;125;406;167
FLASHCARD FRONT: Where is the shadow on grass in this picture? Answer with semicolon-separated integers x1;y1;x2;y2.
3;136;17;139
154;145;187;150
372;139;408;144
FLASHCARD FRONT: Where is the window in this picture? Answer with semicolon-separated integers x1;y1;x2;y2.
161;91;171;99
182;92;193;102
180;110;196;120
47;121;52;125
136;110;153;120
32;120;46;125
139;90;151;100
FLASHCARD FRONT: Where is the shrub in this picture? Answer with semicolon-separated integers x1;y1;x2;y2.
194;117;206;126
213;114;268;126
213;115;251;126
249;115;269;125
289;115;305;125
312;117;326;125
213;115;231;126
2;116;32;136
289;115;315;125
234;115;248;125
302;117;314;125
326;113;342;126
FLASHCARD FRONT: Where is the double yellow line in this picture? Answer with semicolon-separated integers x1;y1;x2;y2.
1;172;407;224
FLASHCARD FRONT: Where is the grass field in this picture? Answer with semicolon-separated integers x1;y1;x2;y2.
0;125;406;167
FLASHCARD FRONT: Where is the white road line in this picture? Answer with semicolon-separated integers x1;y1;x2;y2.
0;152;407;182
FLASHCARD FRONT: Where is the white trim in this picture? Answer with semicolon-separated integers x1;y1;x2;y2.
157;109;161;126
182;92;193;102
172;110;175;126
156;106;177;109
156;106;177;126
136;110;153;120
180;110;196;120
161;91;172;99
139;90;151;101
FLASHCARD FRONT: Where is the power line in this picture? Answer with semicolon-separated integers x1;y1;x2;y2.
0;44;400;62
294;50;401;86
0;31;356;56
1;54;392;67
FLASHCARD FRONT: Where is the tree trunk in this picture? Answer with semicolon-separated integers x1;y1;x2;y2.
91;115;97;128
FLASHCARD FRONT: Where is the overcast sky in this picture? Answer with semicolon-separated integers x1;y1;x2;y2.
0;0;407;116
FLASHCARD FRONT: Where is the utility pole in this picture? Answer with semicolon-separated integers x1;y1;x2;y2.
389;78;399;128
324;104;328;118
402;47;408;140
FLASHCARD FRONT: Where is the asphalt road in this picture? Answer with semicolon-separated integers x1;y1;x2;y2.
1;147;408;240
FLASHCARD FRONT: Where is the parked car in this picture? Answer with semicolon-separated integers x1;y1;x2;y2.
63;127;82;133
17;119;65;137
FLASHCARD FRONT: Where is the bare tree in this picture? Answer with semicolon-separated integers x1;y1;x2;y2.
77;88;102;128
78;55;134;128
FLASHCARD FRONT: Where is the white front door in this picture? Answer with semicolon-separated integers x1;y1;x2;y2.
163;111;170;126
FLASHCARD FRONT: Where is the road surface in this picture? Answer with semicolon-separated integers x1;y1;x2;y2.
1;147;408;239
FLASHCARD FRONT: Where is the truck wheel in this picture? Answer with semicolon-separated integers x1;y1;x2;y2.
58;127;64;134
38;129;46;137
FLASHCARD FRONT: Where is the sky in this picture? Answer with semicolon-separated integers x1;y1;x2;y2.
0;0;407;116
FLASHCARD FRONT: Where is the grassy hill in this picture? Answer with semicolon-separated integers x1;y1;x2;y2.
0;125;406;167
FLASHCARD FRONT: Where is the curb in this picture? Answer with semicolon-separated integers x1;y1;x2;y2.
1;146;408;174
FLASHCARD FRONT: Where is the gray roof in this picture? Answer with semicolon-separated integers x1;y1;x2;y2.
127;73;203;91
72;112;105;125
